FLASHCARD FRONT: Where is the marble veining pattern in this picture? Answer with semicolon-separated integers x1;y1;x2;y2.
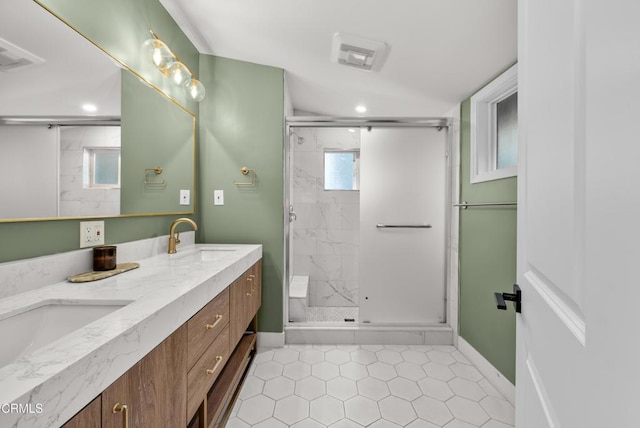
291;127;360;308
0;236;261;427
59;126;121;217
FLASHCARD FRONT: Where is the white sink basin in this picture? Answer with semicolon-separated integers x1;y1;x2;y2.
169;246;240;262
0;300;132;367
199;247;239;261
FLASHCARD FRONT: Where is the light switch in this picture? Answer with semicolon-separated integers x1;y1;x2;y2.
214;190;224;206
180;190;190;206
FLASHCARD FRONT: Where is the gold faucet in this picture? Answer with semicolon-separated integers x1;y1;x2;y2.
168;218;198;254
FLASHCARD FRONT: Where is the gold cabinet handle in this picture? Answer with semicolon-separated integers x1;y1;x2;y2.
113;403;129;428
206;355;224;375
205;314;223;330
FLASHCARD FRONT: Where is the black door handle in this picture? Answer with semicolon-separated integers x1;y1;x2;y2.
494;284;521;313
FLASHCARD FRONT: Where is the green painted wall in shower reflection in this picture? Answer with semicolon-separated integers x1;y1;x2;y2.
198;55;285;333
459;93;517;383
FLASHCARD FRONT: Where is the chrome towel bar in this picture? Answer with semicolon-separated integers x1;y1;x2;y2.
453;200;517;209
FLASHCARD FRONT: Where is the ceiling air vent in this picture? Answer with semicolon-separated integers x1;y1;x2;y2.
0;38;44;72
331;33;389;72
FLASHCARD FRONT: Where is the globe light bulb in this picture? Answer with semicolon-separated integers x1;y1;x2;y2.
141;39;174;72
168;61;191;86
185;78;206;102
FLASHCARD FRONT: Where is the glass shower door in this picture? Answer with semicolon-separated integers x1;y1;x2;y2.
359;127;447;324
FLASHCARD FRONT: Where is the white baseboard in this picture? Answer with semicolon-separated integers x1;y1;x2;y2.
257;332;285;349
458;337;515;406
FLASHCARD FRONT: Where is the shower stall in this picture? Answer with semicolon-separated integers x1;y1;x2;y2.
284;117;456;344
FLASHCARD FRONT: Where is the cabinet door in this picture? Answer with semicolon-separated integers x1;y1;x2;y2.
230;273;250;347
62;396;101;428
102;324;187;428
249;260;262;315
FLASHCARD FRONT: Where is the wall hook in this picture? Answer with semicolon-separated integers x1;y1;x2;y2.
233;167;256;186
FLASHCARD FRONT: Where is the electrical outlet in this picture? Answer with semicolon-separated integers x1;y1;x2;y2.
80;221;105;248
180;189;190;206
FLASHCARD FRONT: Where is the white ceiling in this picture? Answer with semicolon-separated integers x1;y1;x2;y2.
160;0;517;117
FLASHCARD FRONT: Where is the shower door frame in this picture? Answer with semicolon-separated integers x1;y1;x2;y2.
284;116;459;334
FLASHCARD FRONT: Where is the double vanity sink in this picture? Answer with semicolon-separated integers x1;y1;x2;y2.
0;243;262;428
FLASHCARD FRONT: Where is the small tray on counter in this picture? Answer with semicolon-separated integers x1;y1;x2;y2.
68;262;140;283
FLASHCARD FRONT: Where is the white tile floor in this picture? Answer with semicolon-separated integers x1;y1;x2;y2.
227;345;514;428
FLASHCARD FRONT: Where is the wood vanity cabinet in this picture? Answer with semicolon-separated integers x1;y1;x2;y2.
61;259;261;428
230;261;262;346
189;260;262;428
61;397;101;428
102;324;188;428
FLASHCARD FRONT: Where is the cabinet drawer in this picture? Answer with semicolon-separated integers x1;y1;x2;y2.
187;324;230;421
187;288;229;369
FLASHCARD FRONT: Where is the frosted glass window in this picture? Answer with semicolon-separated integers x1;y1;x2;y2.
496;92;518;170
324;150;359;190
470;64;518;183
84;148;120;188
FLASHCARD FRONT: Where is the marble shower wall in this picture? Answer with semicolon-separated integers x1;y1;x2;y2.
59;126;121;217
291;127;360;307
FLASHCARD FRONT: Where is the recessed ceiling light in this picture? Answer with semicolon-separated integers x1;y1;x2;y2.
355;105;367;113
348;128;357;133
82;104;97;113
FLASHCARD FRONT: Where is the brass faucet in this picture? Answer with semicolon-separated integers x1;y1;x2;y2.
168;218;198;254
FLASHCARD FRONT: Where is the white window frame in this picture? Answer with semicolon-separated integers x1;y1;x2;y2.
323;148;360;191
83;147;121;189
470;63;518;183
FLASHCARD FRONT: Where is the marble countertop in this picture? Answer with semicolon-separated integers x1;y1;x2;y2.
0;243;262;428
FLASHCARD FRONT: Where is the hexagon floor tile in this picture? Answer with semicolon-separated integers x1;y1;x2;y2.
226;345;514;428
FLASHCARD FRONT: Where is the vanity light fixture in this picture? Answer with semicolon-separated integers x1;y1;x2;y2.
142;30;206;102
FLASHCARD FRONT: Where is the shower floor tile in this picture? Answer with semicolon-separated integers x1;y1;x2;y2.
228;345;514;428
306;306;359;322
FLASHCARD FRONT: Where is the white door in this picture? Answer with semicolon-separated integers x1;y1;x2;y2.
359;127;447;324
517;0;640;426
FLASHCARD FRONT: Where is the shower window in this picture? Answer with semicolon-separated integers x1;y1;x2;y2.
83;147;121;189
324;149;360;190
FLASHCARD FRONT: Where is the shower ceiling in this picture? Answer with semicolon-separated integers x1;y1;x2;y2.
160;0;516;117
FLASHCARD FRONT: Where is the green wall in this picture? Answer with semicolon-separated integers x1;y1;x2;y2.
0;0;199;264
459;96;517;383
198;56;285;333
120;70;196;215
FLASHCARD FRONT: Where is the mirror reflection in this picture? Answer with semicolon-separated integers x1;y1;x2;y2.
0;0;195;221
